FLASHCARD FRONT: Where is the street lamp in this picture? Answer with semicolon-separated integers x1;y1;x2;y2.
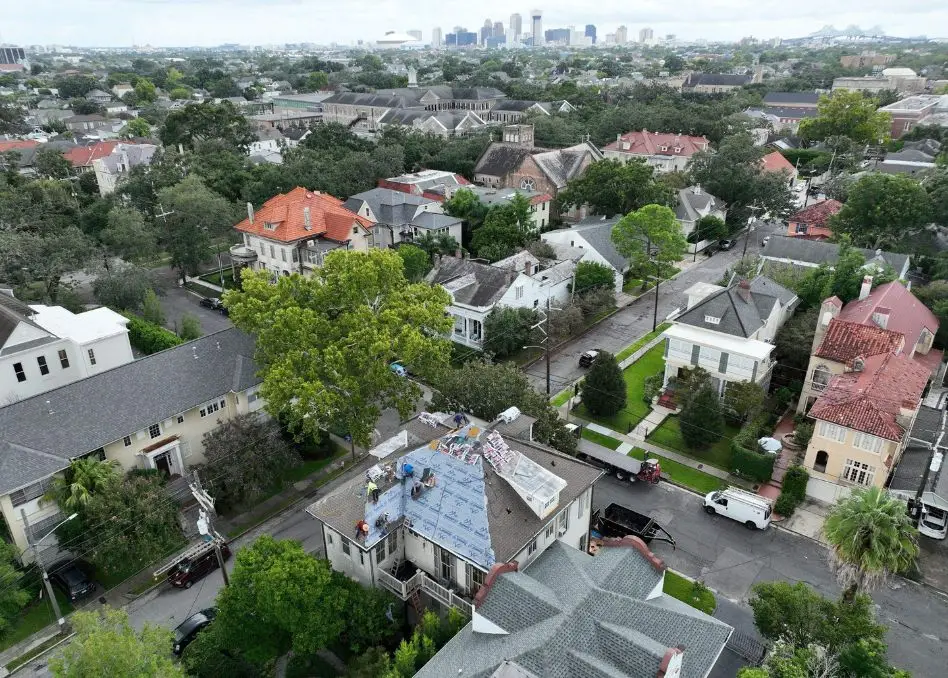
21;511;78;633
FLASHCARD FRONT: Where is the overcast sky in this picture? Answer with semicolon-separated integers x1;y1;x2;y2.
4;0;947;47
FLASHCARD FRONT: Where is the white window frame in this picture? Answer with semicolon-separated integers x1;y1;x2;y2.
842;458;876;486
123;436;132;447
341;537;351;557
704;315;721;325
817;421;847;443
58;349;69;369
527;538;537;555
148;423;161;439
853;432;885;454
87;348;96;365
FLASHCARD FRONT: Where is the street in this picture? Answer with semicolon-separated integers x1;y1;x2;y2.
593;477;948;678
526;223;783;393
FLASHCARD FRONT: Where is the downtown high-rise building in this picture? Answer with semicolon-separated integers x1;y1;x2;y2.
432;27;443;48
510;13;522;41
493;21;505;38
615;25;628;44
481;19;493;45
639;27;654;43
531;9;543;46
585;24;596;44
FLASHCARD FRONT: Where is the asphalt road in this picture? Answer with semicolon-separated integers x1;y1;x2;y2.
526;222;785;393
593;477;948;678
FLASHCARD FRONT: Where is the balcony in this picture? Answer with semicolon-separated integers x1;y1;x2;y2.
377;565;473;616
229;244;258;264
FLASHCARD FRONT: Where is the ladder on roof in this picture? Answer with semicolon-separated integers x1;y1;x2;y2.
724;487;772;505
152;533;225;579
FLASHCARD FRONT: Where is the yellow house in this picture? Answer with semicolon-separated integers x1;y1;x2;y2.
0;329;262;560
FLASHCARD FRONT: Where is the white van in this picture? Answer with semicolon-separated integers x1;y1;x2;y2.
704;487;772;530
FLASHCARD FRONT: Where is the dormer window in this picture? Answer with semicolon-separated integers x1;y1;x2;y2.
673;146;682;153
659;145;668;152
704;315;721;325
263;222;276;231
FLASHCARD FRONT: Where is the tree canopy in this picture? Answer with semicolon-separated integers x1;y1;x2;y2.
558;159;673;218
799;90;892;145
611;203;688;271
829;173;932;250
581;351;627;416
160;101;256;152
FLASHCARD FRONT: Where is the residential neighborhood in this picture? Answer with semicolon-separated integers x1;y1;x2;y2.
1;13;948;678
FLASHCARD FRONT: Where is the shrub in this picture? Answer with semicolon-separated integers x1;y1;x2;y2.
782;466;810;502
730;445;776;482
774;492;799;517
582;351;627;416
124;314;183;354
643;371;664;403
679;383;724;450
794;421;814;448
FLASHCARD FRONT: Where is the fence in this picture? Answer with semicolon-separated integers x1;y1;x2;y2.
376;568;473;616
618;333;668;370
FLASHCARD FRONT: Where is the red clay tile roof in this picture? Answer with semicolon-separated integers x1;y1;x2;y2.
809;352;931;440
0;139;40;153
234;186;372;243
61;141;127;168
603;130;710;157
760;151;795;174
815;319;904;364
838;281;939;352
788;199;842;227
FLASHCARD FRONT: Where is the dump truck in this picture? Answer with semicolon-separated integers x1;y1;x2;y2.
591;503;676;547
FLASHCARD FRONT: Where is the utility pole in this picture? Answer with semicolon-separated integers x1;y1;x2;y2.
21;510;67;632
545;296;552;396
188;471;229;586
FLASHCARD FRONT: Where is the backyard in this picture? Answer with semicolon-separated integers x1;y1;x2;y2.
645;416;741;472
573;343;666;432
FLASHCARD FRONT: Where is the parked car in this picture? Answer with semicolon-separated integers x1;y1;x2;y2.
217;304;230;317
199;297;221;310
704;487;772;530
578;349;600;368
389;362;408;378
173;608;218;656
167;543;231;589
49;560;96;601
719;239;734;251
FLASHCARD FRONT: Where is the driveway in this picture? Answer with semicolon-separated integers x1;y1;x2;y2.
593;477;948;678
526;221;785;393
158;285;233;336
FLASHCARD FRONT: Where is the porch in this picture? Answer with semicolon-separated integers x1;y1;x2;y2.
377;564;474;616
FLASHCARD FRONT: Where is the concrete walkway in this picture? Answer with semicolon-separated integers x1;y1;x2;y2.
583;422;731;480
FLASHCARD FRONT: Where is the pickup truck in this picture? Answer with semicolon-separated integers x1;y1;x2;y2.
591;503;676;546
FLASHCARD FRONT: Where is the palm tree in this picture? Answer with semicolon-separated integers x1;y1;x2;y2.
45;457;120;511
823;486;919;601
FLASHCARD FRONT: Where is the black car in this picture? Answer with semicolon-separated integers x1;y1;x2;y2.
199;297;221;310
579;349;600;368
719;239;735;251
49;560;96;601
173;608;218;656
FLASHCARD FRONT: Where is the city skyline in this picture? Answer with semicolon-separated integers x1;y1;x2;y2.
5;0;948;46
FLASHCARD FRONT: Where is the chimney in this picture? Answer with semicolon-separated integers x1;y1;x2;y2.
303;206;311;230
737;279;752;303
246;202;255;224
693;184;701;196
873;307;890;329
455;248;462;259
525;259;533;276
859;275;873;300
433;253;441;266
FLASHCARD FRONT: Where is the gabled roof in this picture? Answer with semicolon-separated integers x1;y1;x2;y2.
762;106;820;120
761;236;910;274
345;187;430;225
789;199;842;226
474;142;539;178
0;292;42;348
838;281;939;352
530;143;602;189
674;186;723;222
426;256;518;307
604;130;709;158
491;100;547;113
815;319;904;364
416;540;732;678
61;140;126;168
234;186;372;243
675;276;795;338
0;329;260;493
809;352;931;440
760;151;795;174
544;216;629;272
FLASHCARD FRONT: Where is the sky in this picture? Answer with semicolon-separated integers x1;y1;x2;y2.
4;0;948;47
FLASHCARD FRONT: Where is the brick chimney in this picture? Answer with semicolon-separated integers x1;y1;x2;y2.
736;279;752;303
859;275;873;300
872;307;890;329
525;259;534;276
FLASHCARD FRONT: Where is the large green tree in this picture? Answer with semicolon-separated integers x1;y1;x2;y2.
470;205;532;261
581;351;627;416
0;543;30;636
45;457;120;512
678;380;724;450
99;206;156;261
558;159;673;218
34;147;72;179
482;306;538;360
49;607;185;678
823;487;919;600
225;250;452;450
573;260;615;293
396;244;430;282
799;90;892;145
611;203;687;271
159;101;256;152
830;173;932;250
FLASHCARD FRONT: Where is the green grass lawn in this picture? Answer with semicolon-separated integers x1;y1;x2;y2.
0;592;74;652
581;428;623;450
574;343;666;433
198;269;238;289
627;448;725;495
550;386;574;407
615;323;672;363
663;570;716;615
646;416;740;471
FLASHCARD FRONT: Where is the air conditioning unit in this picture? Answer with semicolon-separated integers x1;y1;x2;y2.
498;406;521;424
557;525;567;537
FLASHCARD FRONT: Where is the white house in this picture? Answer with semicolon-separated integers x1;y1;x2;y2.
306;411;603;614
426;251;578;349
343;188;462;249
662;276;798;397
91;142;158;196
1;293;133;405
465;185;553;232
542;216;630;295
674;185;727;255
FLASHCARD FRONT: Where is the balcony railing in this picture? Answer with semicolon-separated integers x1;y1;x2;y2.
229;244;258;263
376;568;473;616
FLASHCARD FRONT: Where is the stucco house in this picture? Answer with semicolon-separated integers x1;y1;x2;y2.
662;276;798;399
602;130;710;173
797;279;942;504
786;199;843;240
306;411;602;616
0;329;262;561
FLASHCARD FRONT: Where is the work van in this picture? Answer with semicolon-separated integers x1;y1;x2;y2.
704;487;772;530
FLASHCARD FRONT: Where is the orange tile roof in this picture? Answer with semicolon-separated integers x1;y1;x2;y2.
815;319;904;364
838;281;940;352
234;186;373;244
789;199;842;227
603;130;710;157
760;151;795;174
0;139;39;152
61;141;125;168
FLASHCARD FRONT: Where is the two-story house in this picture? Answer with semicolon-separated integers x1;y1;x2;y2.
378;169;471;202
426;251;578;349
797;279;941;503
541;216;631;295
674;185;727;255
91;142;158;195
343;188;463;248
1;293;133;405
662;276;798;398
231;187;376;277
465;186;553;232
602;130;710;173
0;328;262;560
306;411;602;614
786;199;843;240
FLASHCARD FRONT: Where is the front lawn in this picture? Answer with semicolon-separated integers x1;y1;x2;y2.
0;591;74;652
646;416;740;471
615;323;671;363
581;428;623;450
573;343;665;433
627;449;725;495
663;570;716;615
550;386;574;407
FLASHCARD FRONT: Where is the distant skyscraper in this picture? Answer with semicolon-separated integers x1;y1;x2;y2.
585;24;596;44
510;13;522;41
432;27;443;48
639;27;654;44
531;10;543;46
481;19;492;46
493;21;505;38
407;30;423;41
615;25;628;44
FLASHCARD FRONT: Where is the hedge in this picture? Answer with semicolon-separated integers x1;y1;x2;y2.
775;466;810;517
730;445;776;483
125;315;183;355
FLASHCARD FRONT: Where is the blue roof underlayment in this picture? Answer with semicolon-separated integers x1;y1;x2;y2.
362;444;495;569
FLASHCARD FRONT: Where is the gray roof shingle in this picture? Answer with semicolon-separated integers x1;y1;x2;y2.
675;275;794;337
416;540;732;678
761;236;910;274
474;143;538;178
544;217;630;272
0;329;260;489
426;257;518;307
